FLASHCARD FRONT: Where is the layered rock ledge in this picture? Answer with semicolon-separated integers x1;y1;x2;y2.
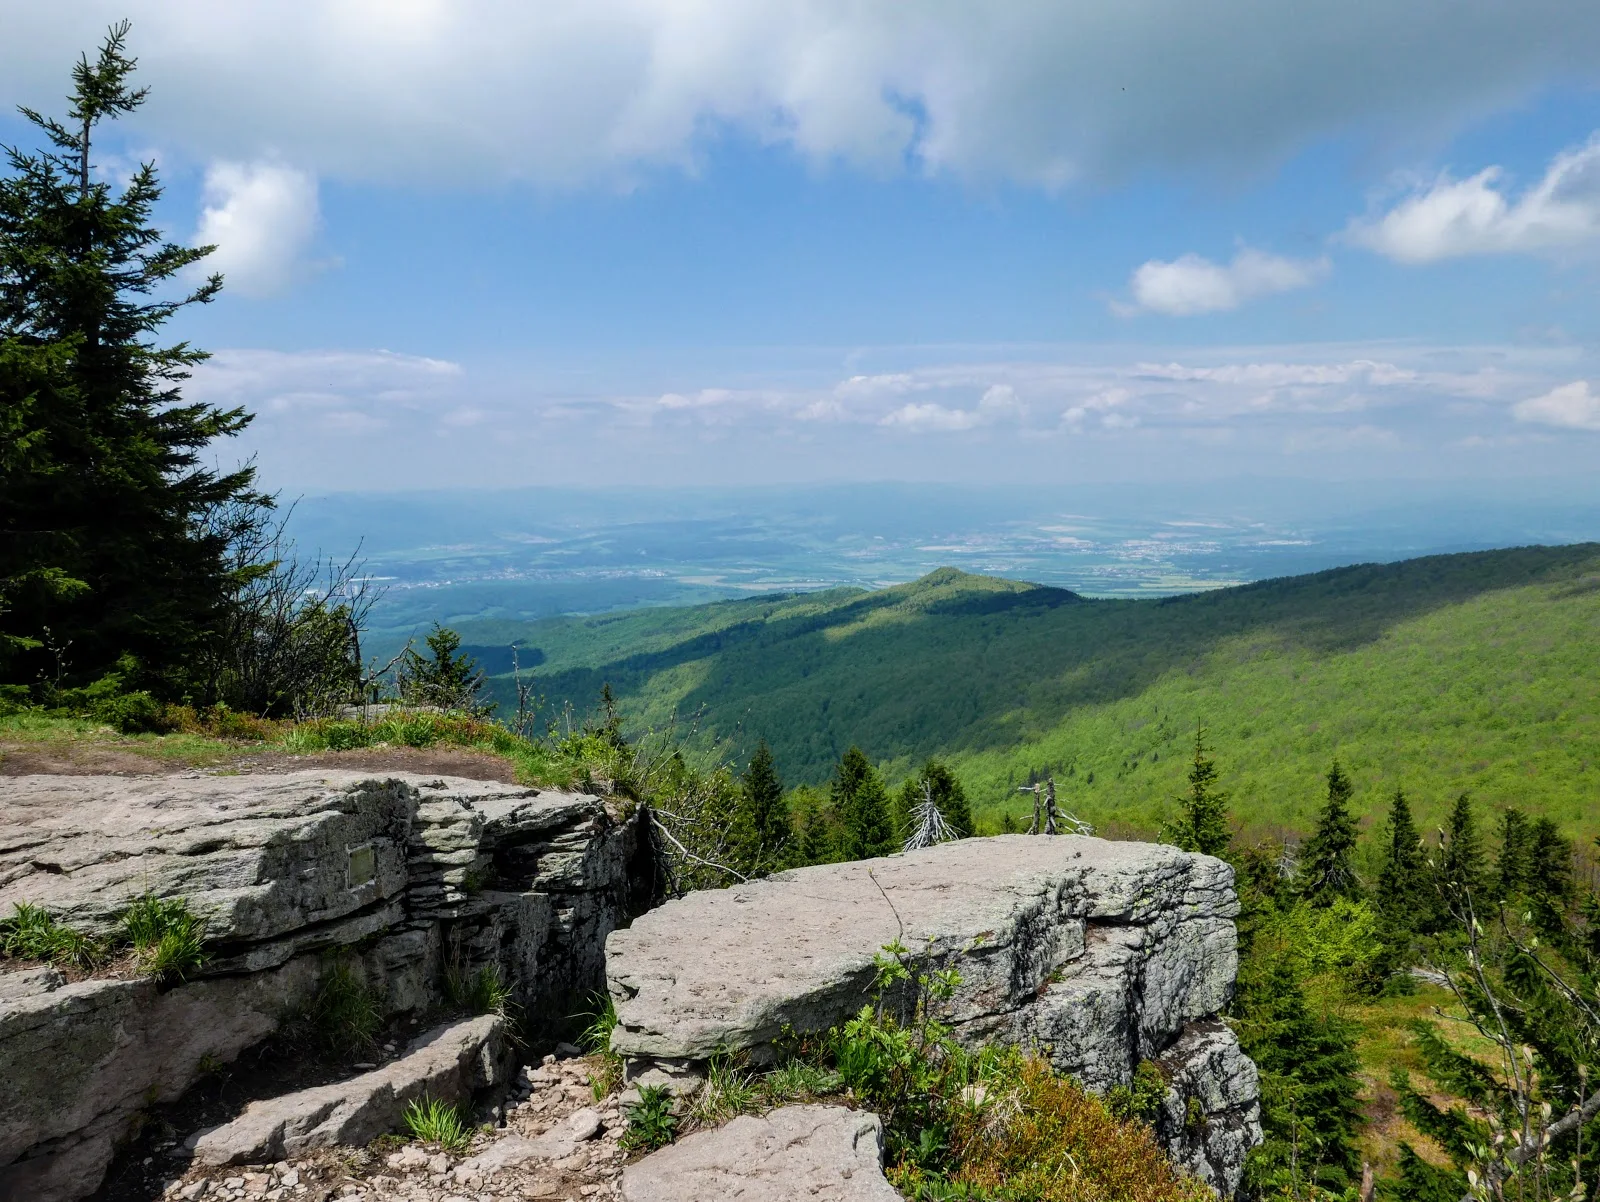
0;770;649;1201
607;834;1262;1196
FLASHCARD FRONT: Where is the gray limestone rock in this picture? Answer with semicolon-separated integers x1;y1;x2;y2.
0;957;323;1202
0;770;646;1202
619;1105;900;1202
190;1015;512;1165
606;834;1259;1196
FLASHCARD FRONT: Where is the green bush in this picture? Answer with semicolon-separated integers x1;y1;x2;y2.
121;893;208;981
402;1096;471;1151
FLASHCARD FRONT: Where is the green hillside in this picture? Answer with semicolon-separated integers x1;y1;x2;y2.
463;545;1600;840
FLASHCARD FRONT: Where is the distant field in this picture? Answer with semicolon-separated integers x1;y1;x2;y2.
460;544;1600;841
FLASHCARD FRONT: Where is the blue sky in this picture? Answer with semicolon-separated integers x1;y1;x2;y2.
5;2;1600;491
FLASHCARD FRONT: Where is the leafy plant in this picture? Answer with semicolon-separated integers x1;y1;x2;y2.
1107;1060;1169;1124
0;902;102;968
620;1084;679;1152
121;893;208;981
402;1096;471;1152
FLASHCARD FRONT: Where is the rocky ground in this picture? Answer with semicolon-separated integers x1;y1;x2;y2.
157;1052;627;1202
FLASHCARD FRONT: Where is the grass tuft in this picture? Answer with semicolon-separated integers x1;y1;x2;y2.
121;893;208;981
445;963;514;1017
307;960;383;1054
402;1096;471;1151
0;902;102;969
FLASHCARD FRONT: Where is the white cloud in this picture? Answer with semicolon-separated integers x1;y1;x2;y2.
202;343;1599;487
880;383;1025;433
1514;380;1600;430
1348;135;1600;262
1120;248;1328;316
195;161;320;296
6;3;1600;188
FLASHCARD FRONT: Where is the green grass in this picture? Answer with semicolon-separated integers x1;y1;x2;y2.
121;893;208;982
444;963;513;1016
402;1096;472;1151
306;961;384;1054
0;902;102;968
461;546;1600;840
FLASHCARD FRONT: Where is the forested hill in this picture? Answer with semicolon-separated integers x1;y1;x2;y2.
462;546;1600;837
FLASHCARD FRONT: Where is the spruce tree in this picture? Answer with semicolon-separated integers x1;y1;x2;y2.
1494;808;1531;902
1299;760;1362;906
396;624;490;714
732;740;791;875
0;24;260;694
1376;789;1426;931
1236;956;1364;1192
896;759;973;843
833;746;894;861
1526;817;1574;906
1169;723;1231;858
1437;793;1486;902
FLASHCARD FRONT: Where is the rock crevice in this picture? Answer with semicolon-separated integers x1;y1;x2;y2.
0;770;648;1201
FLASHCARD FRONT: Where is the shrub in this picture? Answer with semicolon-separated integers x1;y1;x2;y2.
1107;1059;1169;1123
0;902;102;968
403;1096;471;1151
121;894;208;981
914;1050;1212;1202
620;1084;678;1152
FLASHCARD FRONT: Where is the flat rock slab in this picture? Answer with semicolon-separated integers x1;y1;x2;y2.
620;1105;899;1202
0;771;546;943
607;834;1235;1065
191;1014;511;1165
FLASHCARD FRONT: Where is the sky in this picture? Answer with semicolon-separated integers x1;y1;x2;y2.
5;2;1600;492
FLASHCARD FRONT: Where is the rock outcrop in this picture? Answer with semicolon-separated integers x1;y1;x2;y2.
190;1014;513;1166
620;1105;900;1202
607;834;1261;1196
0;771;648;1201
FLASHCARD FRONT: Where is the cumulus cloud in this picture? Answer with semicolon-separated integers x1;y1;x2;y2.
1513;380;1600;430
1348;135;1600;262
880;384;1024;433
1119;248;1329;316
6;2;1600;187
195;161;320;296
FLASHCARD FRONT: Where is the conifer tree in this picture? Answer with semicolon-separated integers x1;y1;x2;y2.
895;759;973;843
1236;956;1364;1193
1494;807;1530;902
1299;760;1362;906
1376;789;1426;931
1169;723;1231;858
1526;816;1574;906
1436;792;1486;902
732;740;791;875
1;24;261;693
396;624;490;714
833;746;894;862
